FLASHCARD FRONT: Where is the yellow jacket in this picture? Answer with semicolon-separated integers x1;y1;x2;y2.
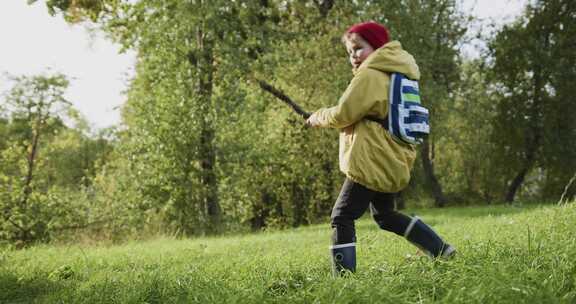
313;41;420;193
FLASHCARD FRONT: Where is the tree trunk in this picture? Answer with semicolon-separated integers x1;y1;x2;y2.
505;164;531;203
291;181;306;227
20;124;40;208
505;129;540;203
314;0;334;17
505;31;548;203
421;139;448;207
251;190;271;230
16;112;46;243
322;160;335;215
200;126;221;232
196;26;221;234
505;126;541;203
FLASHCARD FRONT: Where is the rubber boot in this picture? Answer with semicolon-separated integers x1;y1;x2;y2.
404;216;456;259
330;243;356;276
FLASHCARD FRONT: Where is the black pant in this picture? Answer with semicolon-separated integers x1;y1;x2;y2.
331;178;412;245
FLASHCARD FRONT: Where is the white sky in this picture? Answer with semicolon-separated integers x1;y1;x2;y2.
0;0;135;130
0;0;526;130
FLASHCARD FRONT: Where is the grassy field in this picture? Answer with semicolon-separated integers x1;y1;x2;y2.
1;203;575;303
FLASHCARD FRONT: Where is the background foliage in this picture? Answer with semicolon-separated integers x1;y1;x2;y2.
1;0;574;245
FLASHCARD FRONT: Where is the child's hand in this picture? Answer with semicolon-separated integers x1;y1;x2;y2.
306;113;321;128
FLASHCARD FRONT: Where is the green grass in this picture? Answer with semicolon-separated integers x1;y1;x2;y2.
1;204;575;303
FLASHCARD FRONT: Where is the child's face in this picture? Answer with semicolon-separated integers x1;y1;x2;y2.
345;33;375;69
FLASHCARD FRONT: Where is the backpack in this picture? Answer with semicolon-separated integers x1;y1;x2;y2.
366;72;430;145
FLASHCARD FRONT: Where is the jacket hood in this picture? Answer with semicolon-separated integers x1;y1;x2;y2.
356;41;420;80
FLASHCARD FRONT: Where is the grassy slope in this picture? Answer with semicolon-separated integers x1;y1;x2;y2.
0;204;575;304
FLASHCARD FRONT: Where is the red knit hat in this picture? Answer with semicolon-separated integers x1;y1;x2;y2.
346;22;390;49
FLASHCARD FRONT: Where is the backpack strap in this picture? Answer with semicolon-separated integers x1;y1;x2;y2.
364;115;389;130
363;72;393;129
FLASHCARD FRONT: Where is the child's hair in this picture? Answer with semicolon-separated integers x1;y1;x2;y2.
341;31;363;45
342;21;390;49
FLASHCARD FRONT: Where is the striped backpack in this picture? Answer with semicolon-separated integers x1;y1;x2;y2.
366;73;430;145
387;73;429;145
367;73;430;145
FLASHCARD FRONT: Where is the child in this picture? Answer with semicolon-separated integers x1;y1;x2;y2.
306;21;455;275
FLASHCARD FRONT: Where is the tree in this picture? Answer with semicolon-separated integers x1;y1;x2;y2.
95;0;290;235
0;73;114;245
437;60;503;204
488;0;576;203
0;74;71;244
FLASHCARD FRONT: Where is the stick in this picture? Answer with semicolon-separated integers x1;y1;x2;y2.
256;79;388;126
257;79;311;119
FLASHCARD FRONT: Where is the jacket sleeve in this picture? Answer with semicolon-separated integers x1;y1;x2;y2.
313;69;381;129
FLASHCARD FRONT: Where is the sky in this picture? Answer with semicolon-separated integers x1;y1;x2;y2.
0;0;135;130
0;0;526;131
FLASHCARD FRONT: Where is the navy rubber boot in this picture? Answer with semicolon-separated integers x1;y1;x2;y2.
330;243;356;276
404;216;456;259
